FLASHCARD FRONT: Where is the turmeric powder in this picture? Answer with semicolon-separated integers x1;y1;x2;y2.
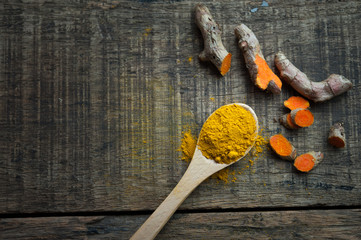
251;134;268;157
179;121;267;183
212;168;231;184
198;104;257;164
179;128;233;183
179;129;197;162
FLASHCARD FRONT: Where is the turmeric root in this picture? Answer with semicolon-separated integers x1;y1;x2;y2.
275;52;353;102
269;134;297;161
290;108;314;128
294;151;324;172
234;24;282;94
328;122;346;148
279;113;300;130
284;96;310;110
195;4;232;76
280;96;312;129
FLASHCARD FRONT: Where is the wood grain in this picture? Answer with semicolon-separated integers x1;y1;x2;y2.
0;0;360;214
1;209;361;239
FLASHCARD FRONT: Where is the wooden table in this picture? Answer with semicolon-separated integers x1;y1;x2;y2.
1;0;361;239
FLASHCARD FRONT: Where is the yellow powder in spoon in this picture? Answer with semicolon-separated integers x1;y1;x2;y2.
179;126;267;184
198;104;257;164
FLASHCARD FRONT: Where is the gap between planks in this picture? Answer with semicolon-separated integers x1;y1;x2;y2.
1;205;361;219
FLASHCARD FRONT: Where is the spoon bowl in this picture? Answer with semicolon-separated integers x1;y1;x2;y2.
131;103;258;240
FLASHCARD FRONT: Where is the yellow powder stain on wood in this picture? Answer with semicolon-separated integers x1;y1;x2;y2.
144;28;152;37
178;129;197;163
211;168;231;184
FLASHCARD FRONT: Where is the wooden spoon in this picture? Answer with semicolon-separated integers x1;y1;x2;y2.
130;103;259;240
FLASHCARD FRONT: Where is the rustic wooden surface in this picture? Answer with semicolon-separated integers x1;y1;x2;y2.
1;209;361;239
1;0;360;238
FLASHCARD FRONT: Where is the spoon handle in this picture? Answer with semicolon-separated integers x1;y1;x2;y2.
130;149;226;240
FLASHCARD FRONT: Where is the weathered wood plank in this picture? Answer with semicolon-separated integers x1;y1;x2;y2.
1;209;361;239
0;0;360;213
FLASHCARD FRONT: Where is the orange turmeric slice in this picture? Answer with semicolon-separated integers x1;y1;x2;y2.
290;108;314;127
234;24;282;94
269;134;297;161
255;54;282;91
294;151;324;172
220;53;232;76
284;96;310;110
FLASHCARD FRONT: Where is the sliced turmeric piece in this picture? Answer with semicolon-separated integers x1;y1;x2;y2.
195;4;232;76
290;108;314;128
234;24;282;94
279;113;300;130
284;96;310;110
254;54;282;92
220;53;232;76
269;134;297;161
328;122;346;148
294;151;324;172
